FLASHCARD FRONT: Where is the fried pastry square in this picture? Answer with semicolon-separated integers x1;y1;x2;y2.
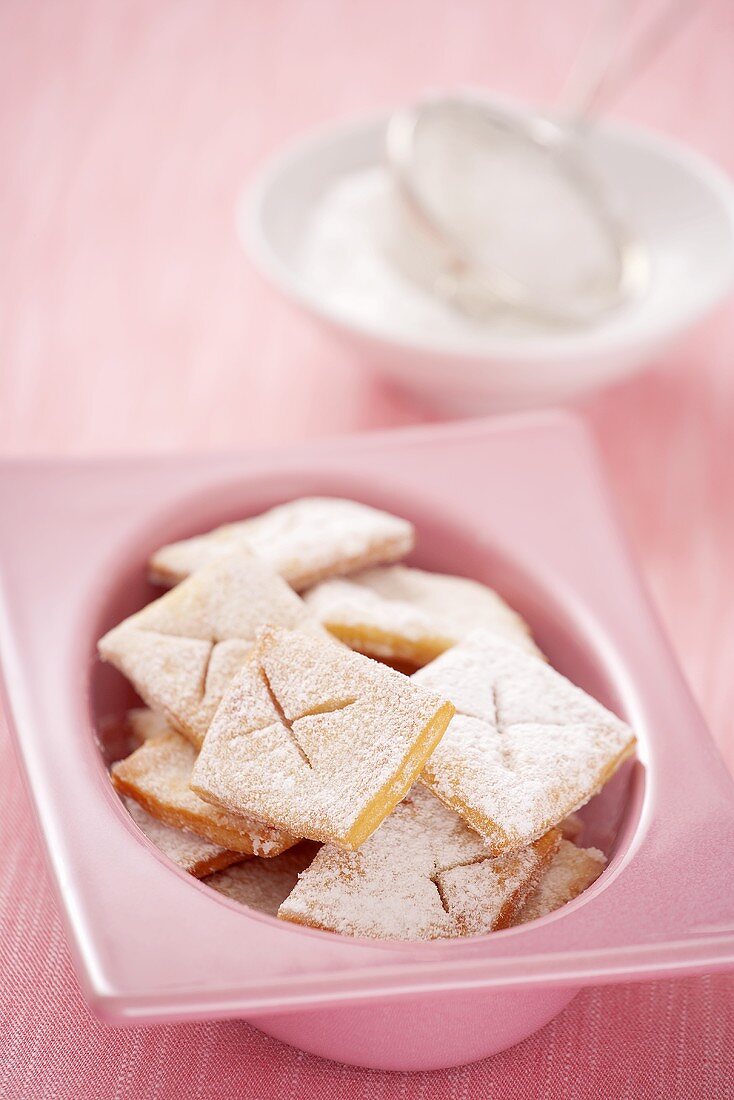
413;629;636;854
111;730;298;856
305;565;540;667
148;497;415;590
206;841;321;917
191;626;455;849
122;796;244;878
98;553;322;747
278;786;560;940
514;839;606;924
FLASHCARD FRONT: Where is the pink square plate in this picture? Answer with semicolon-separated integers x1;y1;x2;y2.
1;412;734;1072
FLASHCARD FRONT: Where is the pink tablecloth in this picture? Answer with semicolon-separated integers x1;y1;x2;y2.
2;2;734;1096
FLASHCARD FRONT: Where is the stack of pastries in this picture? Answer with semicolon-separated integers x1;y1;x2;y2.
99;498;635;941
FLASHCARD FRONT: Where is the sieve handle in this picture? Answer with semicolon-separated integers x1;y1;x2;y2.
560;0;699;124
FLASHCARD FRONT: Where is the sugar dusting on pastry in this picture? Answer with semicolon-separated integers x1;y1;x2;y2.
98;553;324;746
192;626;454;848
148;497;415;589
304;564;541;666
278;786;560;940
413;629;636;852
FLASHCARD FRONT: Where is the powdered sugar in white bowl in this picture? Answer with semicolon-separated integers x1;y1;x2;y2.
241;100;734;412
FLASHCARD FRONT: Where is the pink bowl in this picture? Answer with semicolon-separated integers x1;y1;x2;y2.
1;413;734;1072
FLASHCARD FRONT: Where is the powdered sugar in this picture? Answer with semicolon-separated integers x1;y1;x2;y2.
192;626;454;848
278;786;560;940
304;565;541;666
413;629;636;852
148;497;415;590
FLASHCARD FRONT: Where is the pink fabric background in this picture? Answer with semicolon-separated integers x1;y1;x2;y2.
2;2;734;1095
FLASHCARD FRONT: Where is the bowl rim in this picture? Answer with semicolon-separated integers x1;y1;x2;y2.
241;98;734;364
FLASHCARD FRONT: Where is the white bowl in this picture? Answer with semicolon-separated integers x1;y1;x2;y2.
241;103;734;412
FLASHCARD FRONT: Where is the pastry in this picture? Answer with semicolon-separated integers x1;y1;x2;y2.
149;497;414;590
121;795;244;878
514;839;606;923
413;629;636;854
98;552;323;747
191;626;454;849
97;495;626;940
111;730;298;856
278;786;560;940
305;565;540;667
207;841;320;916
